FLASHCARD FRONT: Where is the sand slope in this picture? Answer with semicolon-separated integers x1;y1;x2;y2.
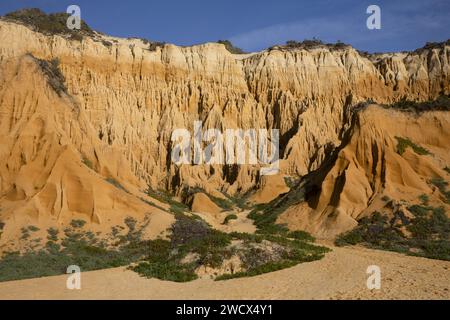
1;244;448;300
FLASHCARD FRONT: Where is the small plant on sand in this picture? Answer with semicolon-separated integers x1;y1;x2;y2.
419;194;429;205
47;228;59;242
70;219;86;229
222;214;238;225
430;178;450;204
106;177;127;192
28;225;40;232
287;230;315;242
81;156;94;170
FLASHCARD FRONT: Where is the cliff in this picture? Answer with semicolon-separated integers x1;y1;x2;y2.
0;15;449;243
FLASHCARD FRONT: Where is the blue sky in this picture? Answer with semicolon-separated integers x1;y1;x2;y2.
0;0;448;53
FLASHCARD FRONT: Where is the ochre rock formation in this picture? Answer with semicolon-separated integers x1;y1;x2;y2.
0;18;448;243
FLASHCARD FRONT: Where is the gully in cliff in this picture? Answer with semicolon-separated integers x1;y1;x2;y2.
171;121;280;175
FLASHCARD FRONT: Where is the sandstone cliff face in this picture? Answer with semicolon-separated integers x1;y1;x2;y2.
0;19;448;242
278;106;450;237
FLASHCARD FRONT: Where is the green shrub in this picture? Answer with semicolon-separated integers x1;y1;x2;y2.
335;206;450;261
4;8;93;40
33;57;67;96
28;225;40;232
222;214;238;225
209;195;234;211
131;261;197;282
217;40;245;54
106;177;127;192
430;178;448;190
70;219;86;229
384;95;450;113
285;39;324;49
430;178;450;204
169;214;211;246
146;187;189;214
335;231;363;246
20;228;30;240
81;156;94;170
47;228;59;242
287;230;315;242
419;194;429;205
284;176;300;188
216;236;330;281
395;137;430;156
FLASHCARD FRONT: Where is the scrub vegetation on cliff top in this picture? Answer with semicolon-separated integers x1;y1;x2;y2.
384;95;450;113
217;40;245;54
2;8;93;40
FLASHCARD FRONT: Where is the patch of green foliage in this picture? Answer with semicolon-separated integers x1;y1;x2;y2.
419;194;429;205
33;57;67;96
132;37;165;51
284;176;300;189
181;186;252;211
28;225;40;232
248;203;289;235
395;136;431;156
228;194;252;210
0;217;147;282
47;228;59;242
132;260;197;282
0;214;169;282
146;187;189;214
222;214;238;225
384;95;450;113
430;178;450;204
246;177;306;235
276;39;350;52
81;156;94;170
216;235;329;281
70;219;86;229
186;186;233;211
287;230;315;242
209;195;234;211
132;212;328;282
335;206;450;261
131;214;231;281
106;177;127;192
20;228;30;240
